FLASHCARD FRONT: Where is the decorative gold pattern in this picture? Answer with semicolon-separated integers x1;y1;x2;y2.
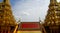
0;0;17;33
44;0;60;33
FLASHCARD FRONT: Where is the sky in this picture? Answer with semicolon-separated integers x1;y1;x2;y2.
0;0;60;22
10;0;60;22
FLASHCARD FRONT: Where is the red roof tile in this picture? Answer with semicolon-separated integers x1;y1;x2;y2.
18;22;41;29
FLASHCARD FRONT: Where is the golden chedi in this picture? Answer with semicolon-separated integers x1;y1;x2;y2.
0;0;17;33
44;0;60;33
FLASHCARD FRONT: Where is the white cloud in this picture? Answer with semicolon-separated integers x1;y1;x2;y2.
12;0;49;22
57;0;60;2
22;11;30;16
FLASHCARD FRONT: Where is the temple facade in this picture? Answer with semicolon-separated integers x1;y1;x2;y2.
44;0;60;33
0;0;17;33
17;22;46;33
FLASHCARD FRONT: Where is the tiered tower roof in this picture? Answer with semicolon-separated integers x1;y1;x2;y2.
0;0;17;26
44;0;60;26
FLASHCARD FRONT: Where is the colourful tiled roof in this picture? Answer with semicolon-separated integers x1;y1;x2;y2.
18;22;42;31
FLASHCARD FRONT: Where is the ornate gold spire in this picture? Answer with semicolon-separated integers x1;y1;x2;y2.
0;0;16;26
44;0;60;33
50;0;57;4
0;0;17;33
3;0;10;4
49;0;57;6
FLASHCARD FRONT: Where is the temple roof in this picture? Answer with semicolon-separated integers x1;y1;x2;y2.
18;22;42;31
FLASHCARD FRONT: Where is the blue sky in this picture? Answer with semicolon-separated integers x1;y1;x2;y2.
10;0;60;22
0;0;60;22
10;0;49;22
0;0;3;2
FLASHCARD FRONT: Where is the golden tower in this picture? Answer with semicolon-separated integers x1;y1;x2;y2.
0;0;17;33
44;0;60;33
